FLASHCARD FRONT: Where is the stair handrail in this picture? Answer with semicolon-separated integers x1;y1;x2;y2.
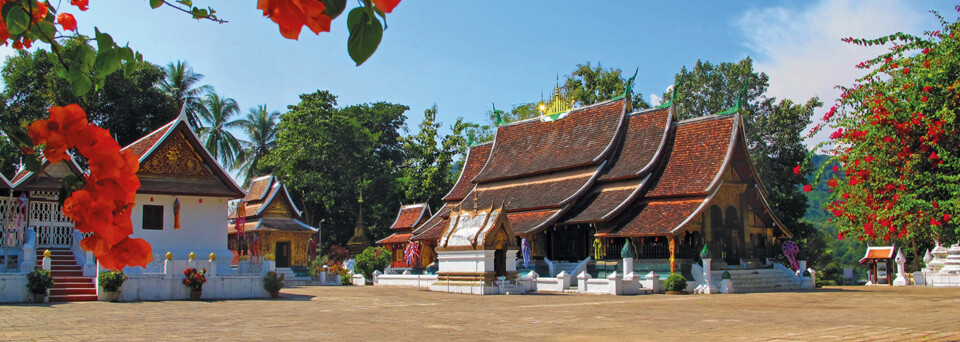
19;227;36;273
544;257;555;277
72;230;96;276
570;256;592;280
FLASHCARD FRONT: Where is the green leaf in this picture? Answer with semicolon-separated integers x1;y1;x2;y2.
119;47;134;62
35;21;56;43
150;0;163;9
123;61;137;78
5;7;30;35
347;7;383;66
177;0;193;7
321;0;346;19
95;29;114;52
5;125;33;150
70;76;92;96
23;155;41;173
192;8;208;19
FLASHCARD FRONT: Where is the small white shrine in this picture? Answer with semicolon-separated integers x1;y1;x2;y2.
919;241;960;287
430;205;521;295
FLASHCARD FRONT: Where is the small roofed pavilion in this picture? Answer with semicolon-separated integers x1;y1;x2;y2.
860;245;896;285
228;175;317;268
377;203;431;269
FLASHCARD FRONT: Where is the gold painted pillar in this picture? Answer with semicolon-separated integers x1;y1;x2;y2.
668;236;676;273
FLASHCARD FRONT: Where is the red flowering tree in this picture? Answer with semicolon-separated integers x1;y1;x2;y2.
1;0;402;269
804;8;959;252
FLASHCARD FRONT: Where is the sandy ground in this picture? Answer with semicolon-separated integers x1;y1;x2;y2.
1;285;959;341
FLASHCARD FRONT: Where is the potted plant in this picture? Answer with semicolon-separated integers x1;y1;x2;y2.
182;267;207;300
664;273;688;294
26;269;54;303
98;270;127;302
263;271;284;298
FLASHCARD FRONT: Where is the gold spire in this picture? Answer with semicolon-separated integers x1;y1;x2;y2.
538;84;573;119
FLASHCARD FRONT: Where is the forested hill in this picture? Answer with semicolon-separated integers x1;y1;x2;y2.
803;154;867;271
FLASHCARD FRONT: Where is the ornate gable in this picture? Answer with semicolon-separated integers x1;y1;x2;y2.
263;196;293;218
139;131;216;180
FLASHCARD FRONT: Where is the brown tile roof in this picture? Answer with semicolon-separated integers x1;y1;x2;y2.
411;204;454;243
443;143;492;202
464;166;599;212
644;115;736;198
597;198;707;237
598;108;671;181
473;100;625;182
377;233;412;245
243;175;275;202
561;178;645;224
507;209;561;235
227;218;316;234
122;119;176;158
390;203;430;230
860;246;896;263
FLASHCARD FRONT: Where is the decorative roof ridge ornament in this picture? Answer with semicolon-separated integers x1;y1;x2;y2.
492;102;506;127
718;84;748;116
656;72;686;120
538;79;574;122
611;67;639;111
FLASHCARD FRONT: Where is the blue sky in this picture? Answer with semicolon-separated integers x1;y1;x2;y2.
5;0;957;149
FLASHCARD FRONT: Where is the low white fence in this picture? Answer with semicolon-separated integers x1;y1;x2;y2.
99;258;275;301
374;273;439;289
0;273;30;303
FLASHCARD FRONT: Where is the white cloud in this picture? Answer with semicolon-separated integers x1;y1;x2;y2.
737;0;933;147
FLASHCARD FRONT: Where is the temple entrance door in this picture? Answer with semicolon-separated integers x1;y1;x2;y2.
275;242;291;268
494;249;506;277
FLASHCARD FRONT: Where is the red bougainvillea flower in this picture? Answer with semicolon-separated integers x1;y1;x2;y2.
803;184;813;192
71;0;89;11
832;165;840;172
827;178;839;187
28;104;89;163
32;1;49;21
257;0;331;40
944;214;952;223
921;96;928;102
56;13;77;31
929;152;939;160
373;0;401;13
792;165;802;175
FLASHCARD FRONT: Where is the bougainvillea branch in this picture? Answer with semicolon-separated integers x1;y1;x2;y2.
801;7;959;244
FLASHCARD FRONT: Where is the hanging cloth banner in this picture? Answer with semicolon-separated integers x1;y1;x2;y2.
521;237;531;268
16;193;27;227
593;238;605;260
251;234;260;258
173;198;181;229
783;240;800;271
403;243;415;265
669;237;677;273
236;202;246;239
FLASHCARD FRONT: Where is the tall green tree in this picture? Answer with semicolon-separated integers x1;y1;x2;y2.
564;62;650;110
196;91;243;168
159;61;212;128
261;90;408;247
397;105;470;209
234;104;280;186
662;57;826;267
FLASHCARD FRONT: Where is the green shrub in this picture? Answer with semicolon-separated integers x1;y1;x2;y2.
664;273;688;292
354;246;391;281
26;270;54;294
263;271;284;292
307;255;329;278
98;270;127;292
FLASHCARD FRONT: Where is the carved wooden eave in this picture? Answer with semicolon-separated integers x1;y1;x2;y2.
122;115;244;198
11;156;85;192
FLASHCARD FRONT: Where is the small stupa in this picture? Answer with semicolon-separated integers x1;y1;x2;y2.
346;192;371;256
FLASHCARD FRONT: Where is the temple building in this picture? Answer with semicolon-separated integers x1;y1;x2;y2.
405;89;793;284
376;203;430;269
228;175;317;268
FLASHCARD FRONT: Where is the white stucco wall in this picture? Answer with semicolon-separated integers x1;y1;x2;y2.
129;194;232;267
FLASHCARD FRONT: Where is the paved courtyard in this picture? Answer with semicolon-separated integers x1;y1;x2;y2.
1;285;959;341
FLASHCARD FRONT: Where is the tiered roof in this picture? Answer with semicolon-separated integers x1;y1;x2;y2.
227;175;316;234
407;91;790;245
378;203;430;245
10;157;84;192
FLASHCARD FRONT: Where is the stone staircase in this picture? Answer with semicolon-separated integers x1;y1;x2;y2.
36;248;97;302
552;261;581;277
720;268;802;292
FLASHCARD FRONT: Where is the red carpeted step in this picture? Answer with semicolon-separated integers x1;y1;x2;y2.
50;288;97;296
55;277;95;283
48;265;82;271
52;282;95;289
50;270;84;277
49;294;99;302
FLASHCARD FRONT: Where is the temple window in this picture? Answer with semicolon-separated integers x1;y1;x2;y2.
142;205;164;230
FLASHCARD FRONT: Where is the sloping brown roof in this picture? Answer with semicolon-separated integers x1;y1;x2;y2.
390;203;430;230
597;198;707;237
507;209;562;235
860;246;896;263
561;178;646;224
473;99;625;182
411;204;454;243
227;218;316;234
244;175;275;202
12;157;85;191
465;166;599;212
442;143;492;202
598;107;671;181
644;115;736;198
122;120;176;158
377;233;413;245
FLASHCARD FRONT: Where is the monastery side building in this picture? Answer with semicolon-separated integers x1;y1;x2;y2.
377;203;430;269
228;175;317;268
408;93;792;281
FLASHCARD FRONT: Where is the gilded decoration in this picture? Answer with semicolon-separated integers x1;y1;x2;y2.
263;198;293;218
490;229;508;249
139;131;215;180
253;231;311;267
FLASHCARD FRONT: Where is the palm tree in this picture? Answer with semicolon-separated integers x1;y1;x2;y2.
159;61;213;128
196;91;243;168
234;104;280;186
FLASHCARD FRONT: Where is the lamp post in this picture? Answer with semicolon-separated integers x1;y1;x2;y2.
317;219;325;256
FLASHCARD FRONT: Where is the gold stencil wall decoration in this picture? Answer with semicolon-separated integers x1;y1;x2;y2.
139;131;215;179
263;196;293;218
